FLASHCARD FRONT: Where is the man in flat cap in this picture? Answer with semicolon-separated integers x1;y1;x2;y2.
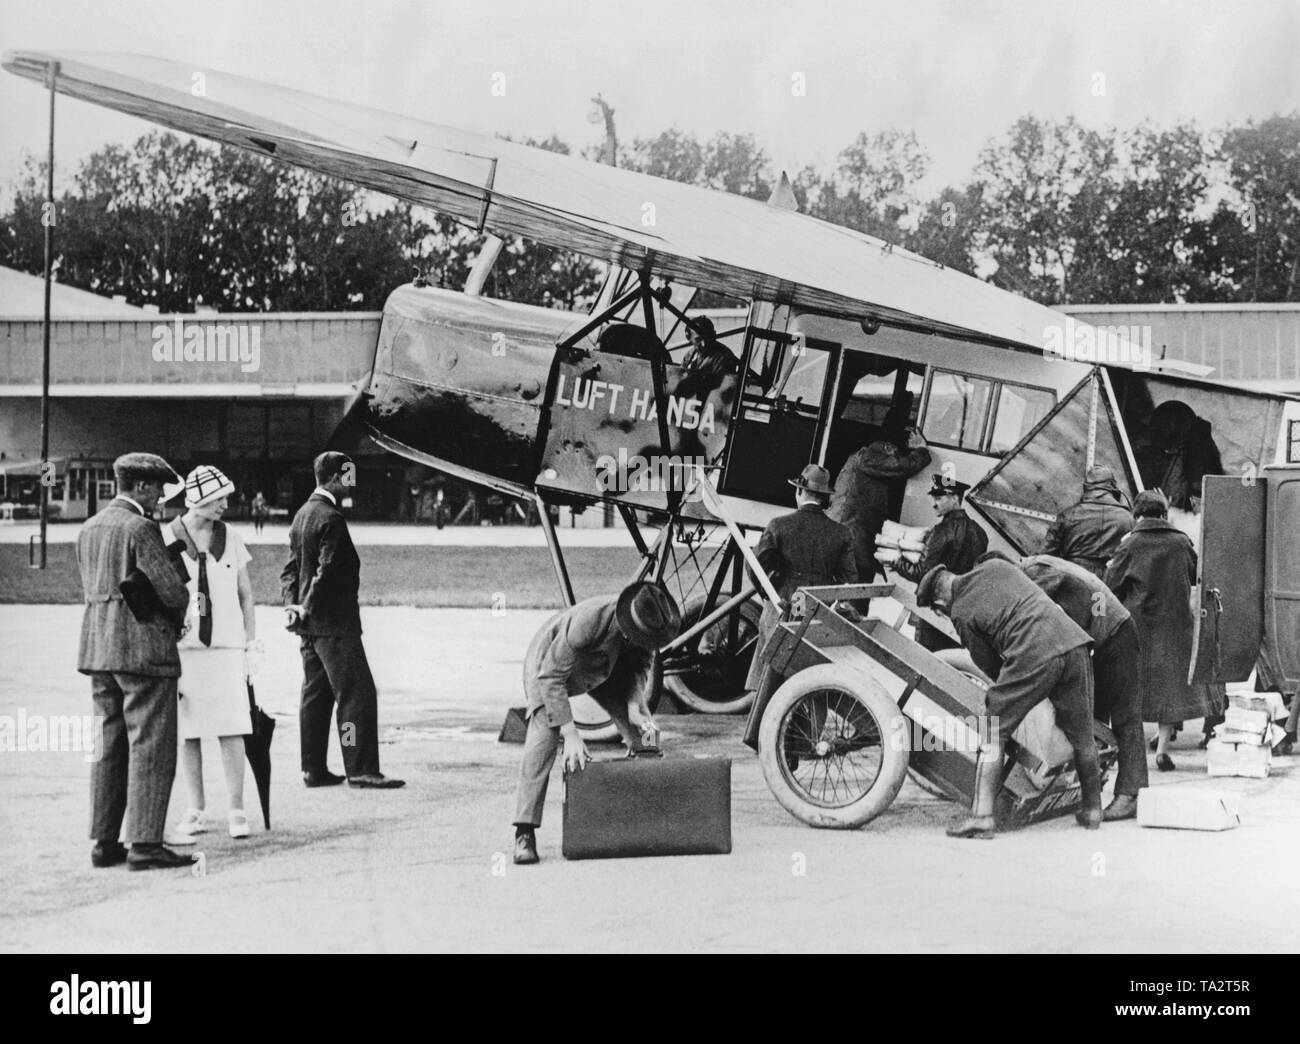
890;472;987;650
77;452;195;870
741;464;857;749
282;451;404;790
1042;465;1134;578
986;550;1147;820
916;557;1102;838
512;582;681;865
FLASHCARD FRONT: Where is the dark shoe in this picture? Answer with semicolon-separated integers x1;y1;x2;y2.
1156;753;1175;772
514;831;539;865
303;769;345;788
1103;794;1139;821
91;840;127;868
946;814;997;839
1075;807;1102;830
127;844;198;871
348;773;406;789
1275;733;1295;756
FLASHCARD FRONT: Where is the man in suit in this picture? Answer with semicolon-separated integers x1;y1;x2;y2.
1042;465;1134;578
891;473;988;650
917;557;1102;838
512;582;681;865
77;452;195;870
282;452;404;789
741;464;857;750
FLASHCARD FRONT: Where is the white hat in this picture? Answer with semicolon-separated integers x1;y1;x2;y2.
182;465;235;508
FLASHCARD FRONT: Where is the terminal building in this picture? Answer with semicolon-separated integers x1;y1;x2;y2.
2;265;1298;522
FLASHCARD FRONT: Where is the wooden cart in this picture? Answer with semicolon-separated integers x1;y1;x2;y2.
754;582;1116;829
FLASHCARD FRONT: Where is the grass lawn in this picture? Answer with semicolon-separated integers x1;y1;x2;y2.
1;544;648;609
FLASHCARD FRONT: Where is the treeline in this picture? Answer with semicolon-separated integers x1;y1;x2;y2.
0;111;1296;313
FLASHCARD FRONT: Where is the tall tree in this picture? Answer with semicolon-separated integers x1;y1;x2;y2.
796;130;930;242
0;131;445;311
1210;113;1300;301
1099;122;1215;302
970;115;1119;304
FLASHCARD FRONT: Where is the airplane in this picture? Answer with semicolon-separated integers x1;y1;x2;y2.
7;51;1300;743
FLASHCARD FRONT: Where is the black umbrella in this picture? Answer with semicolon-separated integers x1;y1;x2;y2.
244;682;276;830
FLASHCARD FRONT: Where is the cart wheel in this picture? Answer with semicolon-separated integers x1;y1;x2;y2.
571;653;663;743
758;664;910;829
663;596;761;715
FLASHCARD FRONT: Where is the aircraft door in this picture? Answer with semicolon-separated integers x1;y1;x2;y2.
721;332;838;504
968;368;1140;554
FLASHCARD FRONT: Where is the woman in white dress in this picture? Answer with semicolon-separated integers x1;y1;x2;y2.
166;465;260;839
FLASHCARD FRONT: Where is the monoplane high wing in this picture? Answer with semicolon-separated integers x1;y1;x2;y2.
7;49;1072;352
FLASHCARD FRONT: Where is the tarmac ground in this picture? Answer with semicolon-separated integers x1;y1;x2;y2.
2;604;1297;953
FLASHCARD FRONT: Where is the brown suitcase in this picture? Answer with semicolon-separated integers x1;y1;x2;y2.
561;750;732;860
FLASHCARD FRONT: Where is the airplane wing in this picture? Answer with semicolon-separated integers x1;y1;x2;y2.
6;49;1069;352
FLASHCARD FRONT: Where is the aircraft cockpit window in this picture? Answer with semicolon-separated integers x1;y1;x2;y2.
921;367;1056;456
923;370;993;451
772;348;829;411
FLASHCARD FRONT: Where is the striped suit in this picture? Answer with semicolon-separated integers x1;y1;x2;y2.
76;498;191;844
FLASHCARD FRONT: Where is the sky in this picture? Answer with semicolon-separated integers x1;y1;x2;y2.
0;0;1297;200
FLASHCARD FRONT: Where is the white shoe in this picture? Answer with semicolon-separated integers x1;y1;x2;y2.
173;808;208;837
228;810;251;839
163;830;197;847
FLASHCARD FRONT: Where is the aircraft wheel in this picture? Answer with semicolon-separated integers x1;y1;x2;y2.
758;664;909;829
571;653;663;743
662;596;761;715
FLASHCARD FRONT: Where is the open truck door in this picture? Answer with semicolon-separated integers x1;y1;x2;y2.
1190;465;1300;690
966;367;1139;554
1190;475;1267;684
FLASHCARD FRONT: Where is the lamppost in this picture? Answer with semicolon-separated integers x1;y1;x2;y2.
34;59;58;570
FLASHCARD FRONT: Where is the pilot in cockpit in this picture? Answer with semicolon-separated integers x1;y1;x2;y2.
682;317;737;379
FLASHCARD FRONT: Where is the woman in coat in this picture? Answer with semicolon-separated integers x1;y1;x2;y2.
1104;488;1224;771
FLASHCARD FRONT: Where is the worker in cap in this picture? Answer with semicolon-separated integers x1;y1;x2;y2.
741;464;857;751
917;558;1101;838
889;471;987;650
512;581;682;864
1042;464;1134;578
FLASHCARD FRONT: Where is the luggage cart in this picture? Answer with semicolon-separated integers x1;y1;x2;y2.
753;582;1116;829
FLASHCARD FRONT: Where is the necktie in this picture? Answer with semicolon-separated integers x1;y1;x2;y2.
197;552;212;647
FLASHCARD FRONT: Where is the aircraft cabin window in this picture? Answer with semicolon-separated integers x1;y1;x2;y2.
923;370;993;451
921;368;1056;456
988;383;1056;454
